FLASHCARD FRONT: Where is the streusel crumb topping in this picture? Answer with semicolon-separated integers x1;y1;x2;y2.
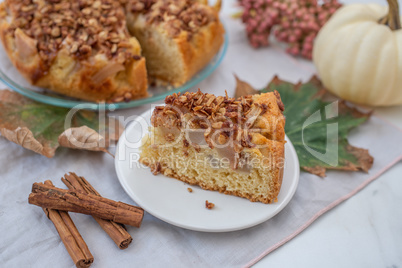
5;0;140;68
128;0;217;39
151;90;284;153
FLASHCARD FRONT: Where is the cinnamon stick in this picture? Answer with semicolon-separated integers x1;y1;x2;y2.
62;173;133;249
29;182;144;227
42;181;94;268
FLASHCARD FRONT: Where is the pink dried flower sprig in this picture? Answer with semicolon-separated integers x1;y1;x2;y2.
239;0;342;59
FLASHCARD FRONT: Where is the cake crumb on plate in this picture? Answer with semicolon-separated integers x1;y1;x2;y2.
205;200;215;209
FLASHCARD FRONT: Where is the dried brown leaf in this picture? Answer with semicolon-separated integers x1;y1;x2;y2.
234;75;258;99
0;90;122;157
0;126;56;158
58;126;111;154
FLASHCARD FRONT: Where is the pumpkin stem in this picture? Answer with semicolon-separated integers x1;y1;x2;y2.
379;0;401;30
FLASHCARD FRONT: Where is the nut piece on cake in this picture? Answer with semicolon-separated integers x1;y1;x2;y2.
0;0;148;102
125;0;225;87
140;90;286;204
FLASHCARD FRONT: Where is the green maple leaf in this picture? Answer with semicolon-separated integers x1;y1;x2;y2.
235;76;374;177
0;90;122;158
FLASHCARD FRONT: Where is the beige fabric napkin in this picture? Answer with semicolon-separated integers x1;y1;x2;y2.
0;114;401;267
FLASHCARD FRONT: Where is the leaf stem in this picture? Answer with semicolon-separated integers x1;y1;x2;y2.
379;0;401;30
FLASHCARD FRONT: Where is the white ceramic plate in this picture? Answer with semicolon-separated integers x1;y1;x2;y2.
115;110;300;232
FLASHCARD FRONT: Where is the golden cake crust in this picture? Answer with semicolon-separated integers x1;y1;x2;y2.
0;0;148;102
174;19;224;86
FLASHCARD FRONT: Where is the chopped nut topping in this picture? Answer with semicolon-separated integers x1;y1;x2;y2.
150;89;285;159
5;0;136;72
79;44;92;55
50;27;60;37
205;200;215;209
151;162;161;175
111;44;118;53
212;122;223;129
127;0;217;38
217;133;228;145
124;92;132;99
187;188;193;193
113;96;124;103
165;133;175;142
183;139;189;147
274;91;285;111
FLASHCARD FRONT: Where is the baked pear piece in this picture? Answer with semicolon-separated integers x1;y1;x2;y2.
140;90;286;204
125;0;224;87
0;0;148;102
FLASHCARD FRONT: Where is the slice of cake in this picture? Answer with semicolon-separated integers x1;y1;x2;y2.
125;0;224;86
140;90;286;204
0;0;148;102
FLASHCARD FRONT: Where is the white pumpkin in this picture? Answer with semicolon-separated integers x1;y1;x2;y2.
313;0;402;106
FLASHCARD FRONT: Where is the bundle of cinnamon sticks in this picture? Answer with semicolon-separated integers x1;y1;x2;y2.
28;173;144;268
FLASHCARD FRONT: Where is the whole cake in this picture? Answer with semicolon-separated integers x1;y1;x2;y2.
0;0;224;102
140;90;286;204
0;0;148;102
